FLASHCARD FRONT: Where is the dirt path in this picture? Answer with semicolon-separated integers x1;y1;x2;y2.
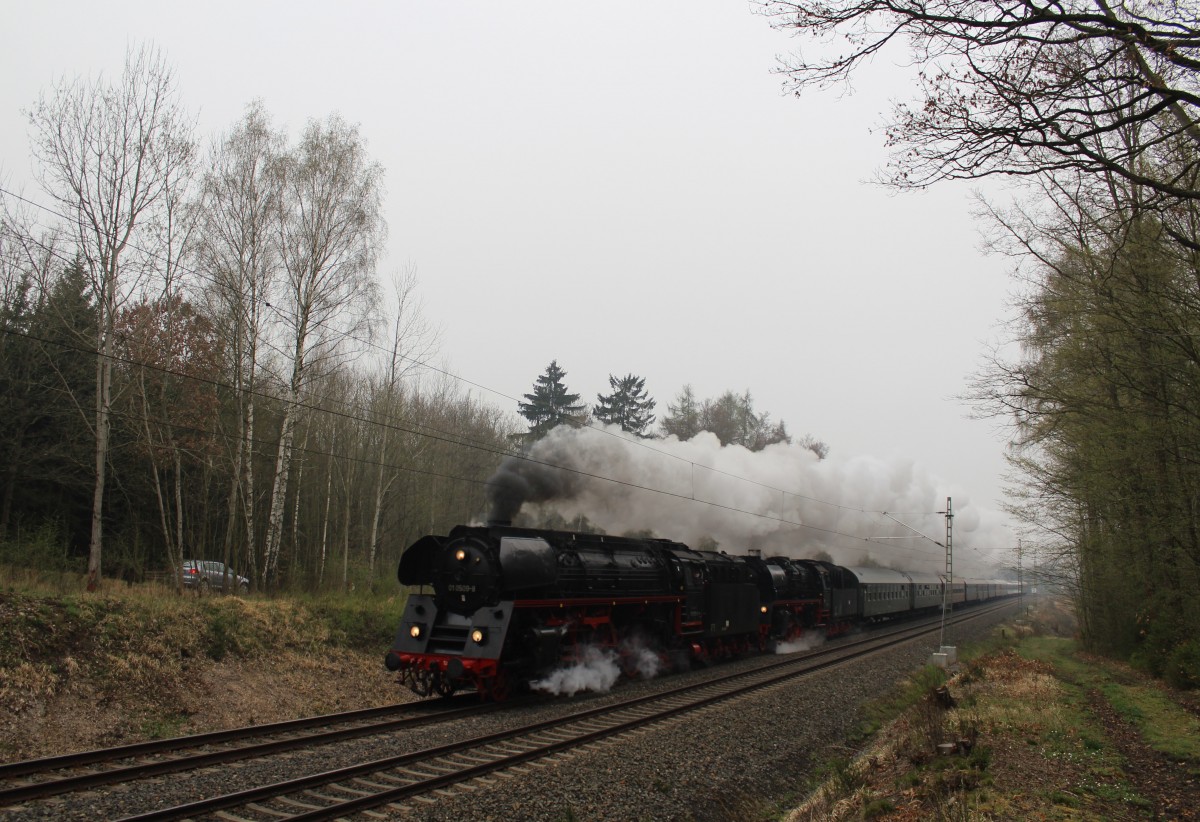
1087;689;1199;821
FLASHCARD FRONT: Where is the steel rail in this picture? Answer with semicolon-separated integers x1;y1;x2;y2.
0;698;507;805
117;601;1012;822
0;702;423;779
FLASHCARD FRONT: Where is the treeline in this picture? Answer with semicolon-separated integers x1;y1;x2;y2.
0;47;823;597
974;174;1200;686
763;0;1200;686
515;359;827;456
0;47;515;594
0;241;514;593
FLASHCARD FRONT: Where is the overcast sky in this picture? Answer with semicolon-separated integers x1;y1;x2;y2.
1;2;1022;568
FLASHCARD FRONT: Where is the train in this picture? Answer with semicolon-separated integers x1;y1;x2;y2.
384;523;1018;700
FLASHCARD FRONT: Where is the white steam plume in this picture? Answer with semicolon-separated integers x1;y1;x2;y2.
530;646;621;696
775;633;826;655
486;424;1014;578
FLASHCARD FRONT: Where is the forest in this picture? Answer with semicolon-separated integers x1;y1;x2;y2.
7;0;1200;688
768;0;1200;684
0;50;516;594
0;47;809;596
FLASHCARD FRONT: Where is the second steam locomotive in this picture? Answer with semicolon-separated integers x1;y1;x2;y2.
385;522;1016;700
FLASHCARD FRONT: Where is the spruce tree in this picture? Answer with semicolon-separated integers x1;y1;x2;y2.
518;360;585;438
593;373;656;436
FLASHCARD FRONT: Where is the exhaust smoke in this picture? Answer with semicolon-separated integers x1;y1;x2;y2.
483;424;1011;577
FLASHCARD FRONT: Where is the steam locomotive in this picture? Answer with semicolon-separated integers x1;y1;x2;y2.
384;523;1017;700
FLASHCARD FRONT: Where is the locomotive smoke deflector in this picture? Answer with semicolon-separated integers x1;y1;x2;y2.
398;535;445;585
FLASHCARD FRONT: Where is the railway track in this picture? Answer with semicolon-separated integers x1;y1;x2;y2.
0;697;504;806
2;600;1010;821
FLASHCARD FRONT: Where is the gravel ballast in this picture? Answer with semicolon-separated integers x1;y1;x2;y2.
3;607;1012;822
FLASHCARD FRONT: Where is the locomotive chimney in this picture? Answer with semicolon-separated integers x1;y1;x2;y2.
488;519;512;528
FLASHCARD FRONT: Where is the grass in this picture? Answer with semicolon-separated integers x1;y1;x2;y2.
139;712;189;740
1103;683;1200;764
0;585;406;672
1023;635;1200;771
783;601;1195;822
0;566;413;761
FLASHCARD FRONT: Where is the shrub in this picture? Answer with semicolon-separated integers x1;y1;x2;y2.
0;521;82;574
302;594;407;651
206;608;243;662
863;797;896;818
824;756;864;795
1164;639;1200;690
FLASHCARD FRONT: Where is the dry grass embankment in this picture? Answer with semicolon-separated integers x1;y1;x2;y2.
785;598;1200;821
0;569;412;762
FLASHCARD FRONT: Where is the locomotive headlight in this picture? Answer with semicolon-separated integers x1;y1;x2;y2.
409;624;423;638
760;605;768;614
471;628;487;644
455;548;467;561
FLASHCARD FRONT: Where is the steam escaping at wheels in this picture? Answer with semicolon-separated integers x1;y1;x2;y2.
773;633;826;655
619;635;665;679
531;646;621;697
530;638;668;697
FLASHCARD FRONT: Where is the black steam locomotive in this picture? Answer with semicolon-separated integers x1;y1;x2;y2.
385;523;1015;700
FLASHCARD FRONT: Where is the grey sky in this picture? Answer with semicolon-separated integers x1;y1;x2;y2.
0;1;1019;569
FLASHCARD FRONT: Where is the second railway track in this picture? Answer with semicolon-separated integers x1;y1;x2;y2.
0;697;503;806
2;601;1011;822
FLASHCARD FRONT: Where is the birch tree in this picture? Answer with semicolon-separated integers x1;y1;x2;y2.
27;44;195;590
197;101;284;589
261;115;384;590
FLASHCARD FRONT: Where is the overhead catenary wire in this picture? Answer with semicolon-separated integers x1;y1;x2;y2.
0;184;951;546
1;192;951;549
0;318;951;561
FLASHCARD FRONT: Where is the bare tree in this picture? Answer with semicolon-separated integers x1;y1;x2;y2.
759;0;1200;210
116;294;220;592
367;267;438;574
197;101;284;590
261;114;384;590
27;44;195;590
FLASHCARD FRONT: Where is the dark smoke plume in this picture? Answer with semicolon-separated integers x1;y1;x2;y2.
487;452;581;523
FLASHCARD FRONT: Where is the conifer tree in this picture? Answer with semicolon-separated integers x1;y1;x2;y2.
661;384;701;441
518;360;585;438
593;373;656;436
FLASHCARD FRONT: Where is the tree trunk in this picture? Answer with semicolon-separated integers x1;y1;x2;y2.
368;450;387;574
221;412;245;587
243;395;257;584
173;450;185;583
319;433;335;587
290;421;309;575
342;483;351;593
86;335;112;593
262;398;297;591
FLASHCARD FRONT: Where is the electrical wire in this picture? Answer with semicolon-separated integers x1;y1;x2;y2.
1;184;951;540
0;319;951;561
